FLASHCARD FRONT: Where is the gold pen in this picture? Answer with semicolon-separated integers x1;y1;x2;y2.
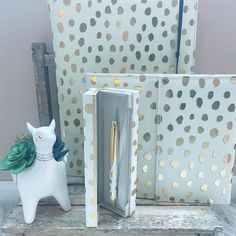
109;121;118;205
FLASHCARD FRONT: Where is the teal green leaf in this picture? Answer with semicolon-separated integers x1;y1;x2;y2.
53;137;68;162
0;133;69;174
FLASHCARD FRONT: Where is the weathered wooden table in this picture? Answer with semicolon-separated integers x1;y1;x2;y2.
1;184;222;236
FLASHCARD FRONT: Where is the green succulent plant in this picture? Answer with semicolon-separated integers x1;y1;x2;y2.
0;133;68;174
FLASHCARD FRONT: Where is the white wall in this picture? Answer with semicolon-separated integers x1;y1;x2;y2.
0;0;52;180
0;0;236;180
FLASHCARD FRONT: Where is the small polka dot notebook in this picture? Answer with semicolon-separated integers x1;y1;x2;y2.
86;73;236;204
83;88;139;227
47;0;198;183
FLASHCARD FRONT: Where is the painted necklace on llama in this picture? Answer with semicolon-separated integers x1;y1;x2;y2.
0;120;71;224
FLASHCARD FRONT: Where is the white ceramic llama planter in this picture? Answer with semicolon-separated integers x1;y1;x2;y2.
12;120;71;224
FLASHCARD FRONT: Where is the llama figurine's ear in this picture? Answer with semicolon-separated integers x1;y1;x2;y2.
49;119;56;131
27;122;36;134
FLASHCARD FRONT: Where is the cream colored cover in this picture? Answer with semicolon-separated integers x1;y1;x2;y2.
86;74;236;205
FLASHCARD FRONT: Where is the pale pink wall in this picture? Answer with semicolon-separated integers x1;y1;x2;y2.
0;0;52;180
195;0;236;73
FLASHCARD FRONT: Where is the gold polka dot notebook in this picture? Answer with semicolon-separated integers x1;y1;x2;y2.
86;74;236;204
47;0;198;179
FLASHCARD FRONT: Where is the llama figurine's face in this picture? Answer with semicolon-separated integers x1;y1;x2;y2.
27;120;56;153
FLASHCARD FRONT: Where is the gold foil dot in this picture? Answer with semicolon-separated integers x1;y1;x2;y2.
184;150;191;157
59;41;65;48
71;97;78;104
208;198;215;204
73;150;78;155
145;181;152;189
74;49;80;56
122;31;129;41
199;78;205;88
71;64;77;73
102;83;109;88
184;126;191;133
146;90;152;98
172;181;179;189
199;154;205;164
58;9;65;17
170;160;179;168
186;181;192;188
224;154;232;163
162;187;169;196
182;77;189;86
114;76;121;87
74;137;79;143
231;76;236;84
76;3;81;12
139;114;144;121
64;54;70;62
189;161;195;170
223;134;230;144
116;20;121;28
186;192;192;198
169;196;175;201
220;168;227;177
222;187;228;195
213;78;220;87
167;148;174;155
214;179;220;187
142;165;148;173
159;160;165;167
138;143;143;150
131;166;135;172
180;169;187;178
200;184;208;192
131;121;136;128
156;146;162;155
157;174;163;181
176;137;184;146
211;165;218;172
144;152;152;160
189;135;196;144
62;130;66;138
202;141;209;149
198;126;204;134
198;171;204;178
227;121;233;130
212;150;220;158
210;128;219;139
57;22;64;33
124;82;129;87
91;76;97;85
120;67;126;73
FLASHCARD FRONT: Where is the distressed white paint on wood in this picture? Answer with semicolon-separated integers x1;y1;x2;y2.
1;185;222;236
1;205;221;236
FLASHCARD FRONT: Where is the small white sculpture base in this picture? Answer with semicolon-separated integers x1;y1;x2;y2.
12;120;71;224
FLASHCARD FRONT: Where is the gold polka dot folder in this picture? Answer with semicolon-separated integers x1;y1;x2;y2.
86;74;236;205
